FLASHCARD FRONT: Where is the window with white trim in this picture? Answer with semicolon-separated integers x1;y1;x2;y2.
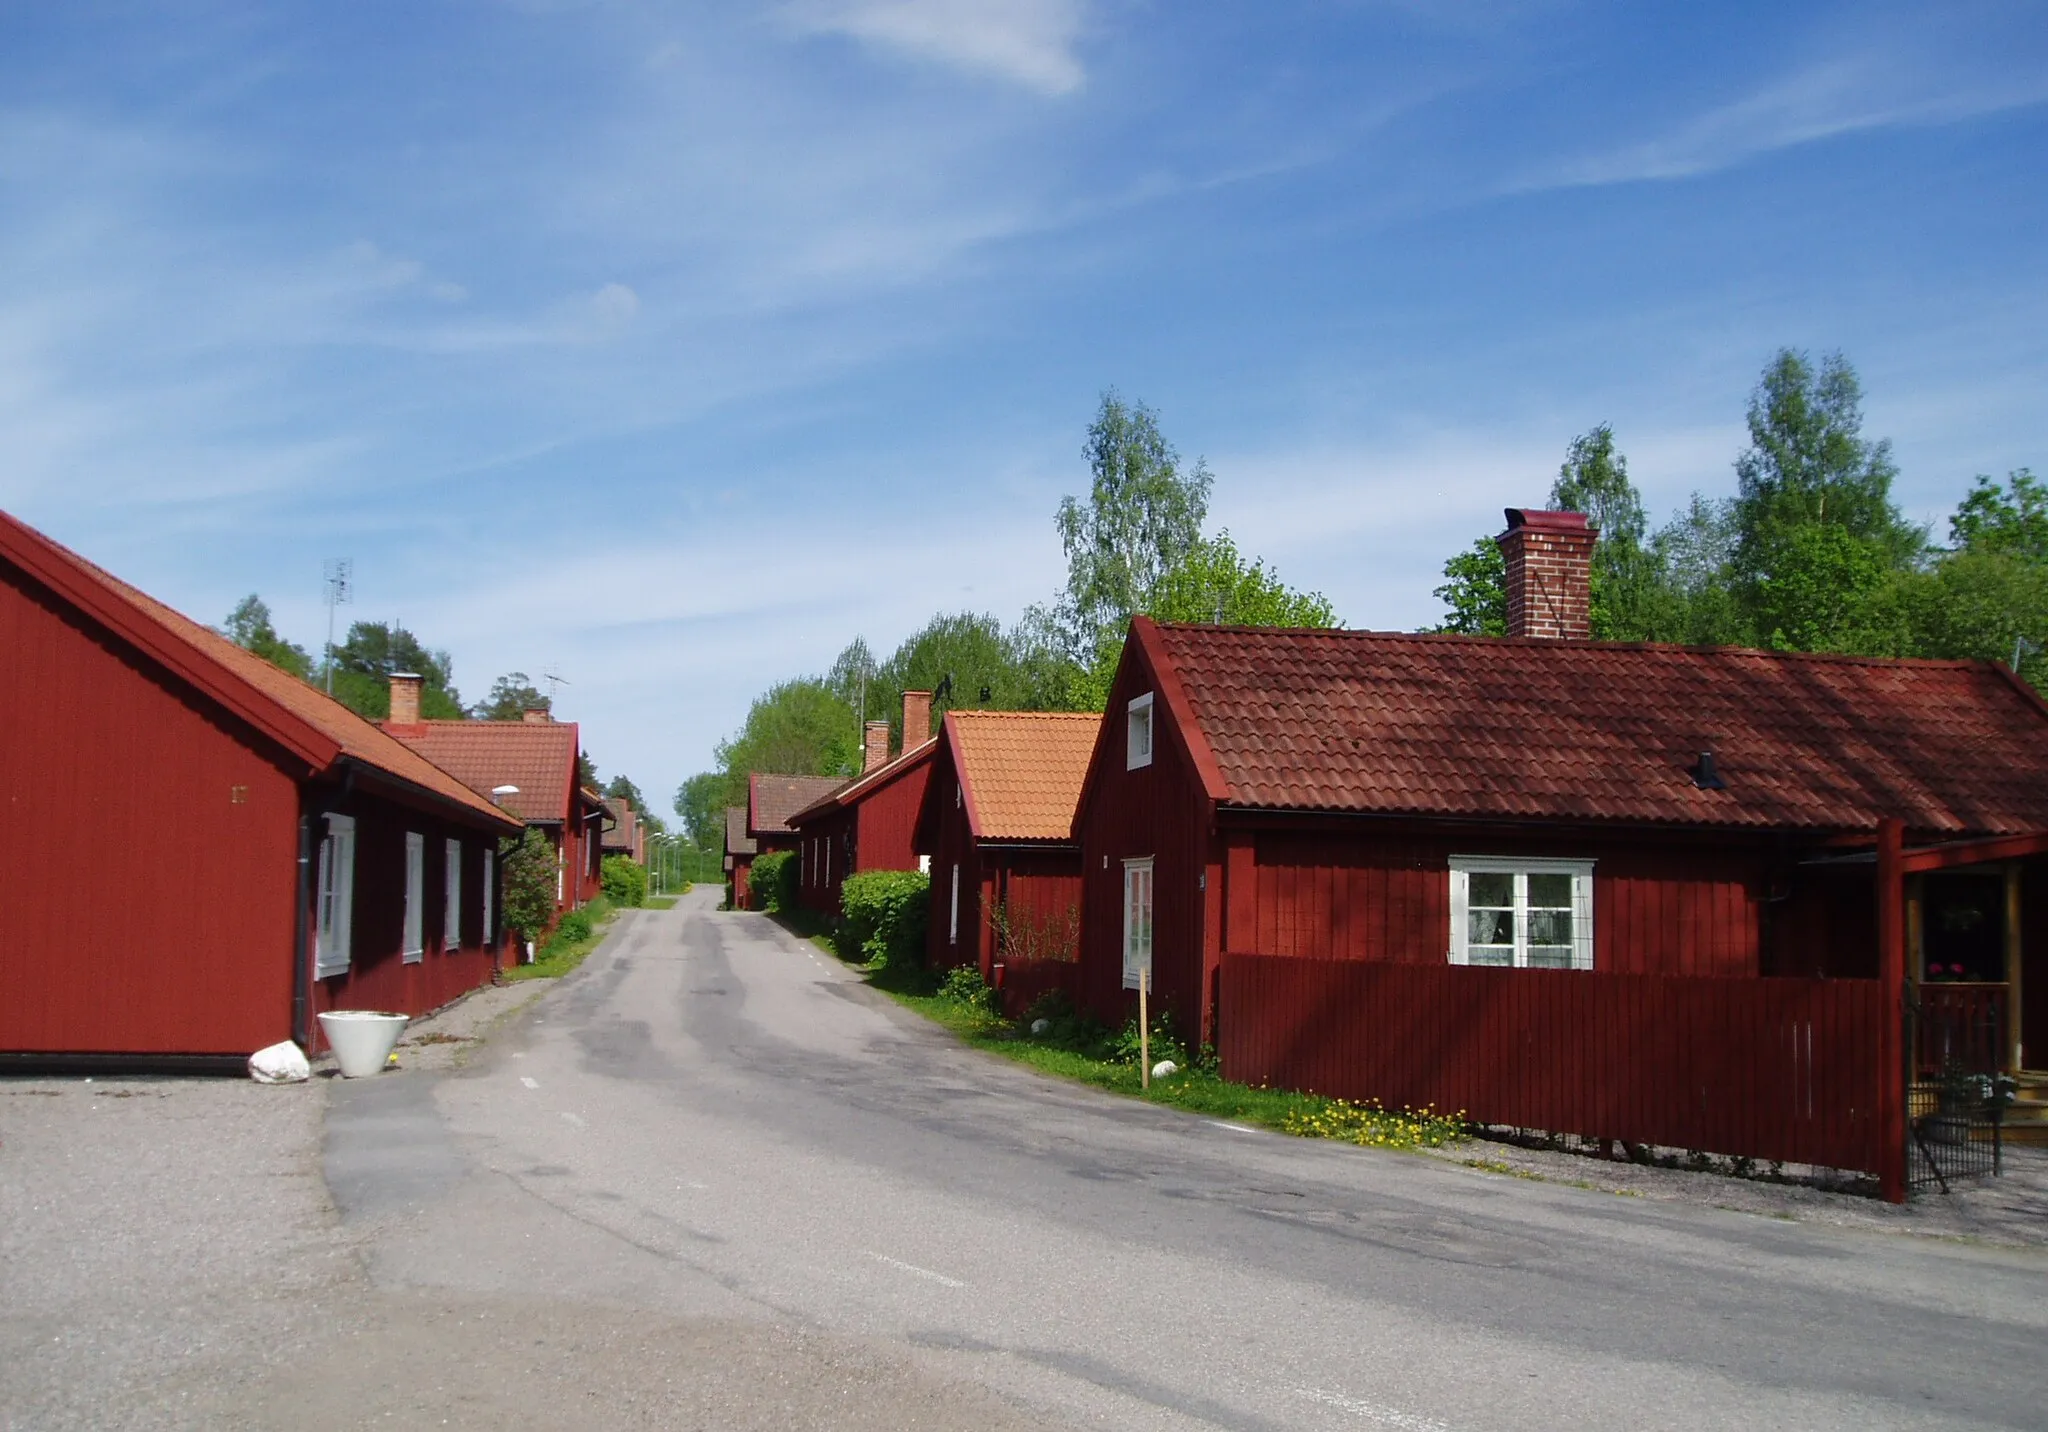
444;839;462;950
403;832;426;963
949;864;961;945
1122;857;1154;989
482;846;495;943
1126;692;1154;770
314;814;356;979
1448;857;1594;969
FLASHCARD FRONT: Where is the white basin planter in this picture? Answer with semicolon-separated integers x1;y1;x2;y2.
317;1011;410;1078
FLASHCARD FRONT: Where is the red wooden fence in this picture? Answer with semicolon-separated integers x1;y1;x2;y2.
1220;955;1886;1178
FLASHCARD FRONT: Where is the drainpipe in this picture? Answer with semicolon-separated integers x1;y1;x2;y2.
291;804;314;1050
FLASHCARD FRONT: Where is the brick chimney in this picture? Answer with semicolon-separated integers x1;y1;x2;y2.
388;672;424;726
521;706;551;723
1496;508;1597;641
864;719;891;772
902;690;933;750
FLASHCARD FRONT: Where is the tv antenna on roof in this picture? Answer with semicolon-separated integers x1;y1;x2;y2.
542;668;570;706
322;558;353;695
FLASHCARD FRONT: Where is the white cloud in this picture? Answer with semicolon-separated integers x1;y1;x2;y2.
1519;50;2048;192
781;0;1086;95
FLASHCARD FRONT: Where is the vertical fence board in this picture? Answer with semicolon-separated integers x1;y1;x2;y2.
1219;955;1886;1178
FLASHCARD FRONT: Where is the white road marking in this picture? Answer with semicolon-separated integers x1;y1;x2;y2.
865;1252;967;1288
1209;1120;1258;1134
1296;1388;1450;1430
520;1076;539;1089
560;1112;586;1128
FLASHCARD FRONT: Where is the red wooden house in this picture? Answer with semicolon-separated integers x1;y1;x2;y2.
0;509;524;1063
726;805;757;907
736;773;842;910
383;682;608;922
789;691;936;915
601;797;643;864
915;710;1098;1000
1072;510;2048;1194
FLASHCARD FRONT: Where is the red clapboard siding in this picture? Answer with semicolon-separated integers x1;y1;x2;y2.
1220;955;1885;1177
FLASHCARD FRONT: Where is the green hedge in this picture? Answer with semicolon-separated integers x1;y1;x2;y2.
838;870;929;968
750;849;798;913
600;855;647;908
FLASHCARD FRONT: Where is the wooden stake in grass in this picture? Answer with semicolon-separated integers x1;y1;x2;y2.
1139;963;1150;1090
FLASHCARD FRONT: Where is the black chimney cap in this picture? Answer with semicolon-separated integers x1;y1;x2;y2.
1690;750;1727;791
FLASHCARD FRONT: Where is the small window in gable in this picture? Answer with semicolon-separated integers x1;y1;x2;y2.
1127;692;1155;770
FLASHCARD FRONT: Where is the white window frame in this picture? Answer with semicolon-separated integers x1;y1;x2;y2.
949;864;961;946
482;846;495;943
1126;692;1155;770
444;839;462;951
314;814;356;979
1448;856;1594;970
1122;857;1154;989
403;831;426;963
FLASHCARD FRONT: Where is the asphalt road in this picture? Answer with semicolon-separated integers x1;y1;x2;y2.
305;887;2044;1431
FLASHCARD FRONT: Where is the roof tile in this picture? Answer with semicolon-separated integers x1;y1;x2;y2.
951;711;1100;841
384;720;579;824
1149;623;2048;836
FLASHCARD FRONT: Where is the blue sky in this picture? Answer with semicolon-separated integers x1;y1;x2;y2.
4;1;2044;813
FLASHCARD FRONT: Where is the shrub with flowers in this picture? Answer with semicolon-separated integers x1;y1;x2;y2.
1281;1098;1465;1151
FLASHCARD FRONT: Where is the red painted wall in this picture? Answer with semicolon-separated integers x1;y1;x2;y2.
1073;642;1218;1035
797;758;932;916
0;567;303;1054
1246;830;1763;977
308;796;509;1044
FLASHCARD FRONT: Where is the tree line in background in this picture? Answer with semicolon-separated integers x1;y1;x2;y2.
672;390;1338;854
1433;348;2044;684
219;598;667;837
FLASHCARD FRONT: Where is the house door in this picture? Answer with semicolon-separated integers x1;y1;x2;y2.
1919;872;2013;1073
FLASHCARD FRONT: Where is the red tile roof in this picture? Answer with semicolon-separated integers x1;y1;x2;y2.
726;806;757;858
1139;617;2048;837
383;720;580;825
602;797;636;852
0;507;518;832
948;711;1100;841
749;773;846;836
787;737;939;827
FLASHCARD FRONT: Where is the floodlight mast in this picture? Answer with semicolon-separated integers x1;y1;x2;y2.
322;558;353;695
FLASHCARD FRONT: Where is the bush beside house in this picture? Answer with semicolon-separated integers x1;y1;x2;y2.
750;849;798;913
601;854;648;908
838;870;929;968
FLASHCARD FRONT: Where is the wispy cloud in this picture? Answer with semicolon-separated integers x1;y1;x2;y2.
1518;49;2048;191
780;0;1086;95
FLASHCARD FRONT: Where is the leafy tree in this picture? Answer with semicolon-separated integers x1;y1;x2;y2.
1548;426;1674;641
499;827;558;946
1950;469;2048;561
475;672;551;721
674;771;732;851
1647;496;1745;646
713;678;861;784
577;750;598;790
1728;350;1924;648
329;620;464;719
222;595;313;679
1053;390;1213;661
1430;538;1508;636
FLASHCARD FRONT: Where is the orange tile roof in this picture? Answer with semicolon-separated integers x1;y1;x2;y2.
949;710;1101;841
0;507;518;832
602;797;637;852
383;720;580;825
1140;618;2048;836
